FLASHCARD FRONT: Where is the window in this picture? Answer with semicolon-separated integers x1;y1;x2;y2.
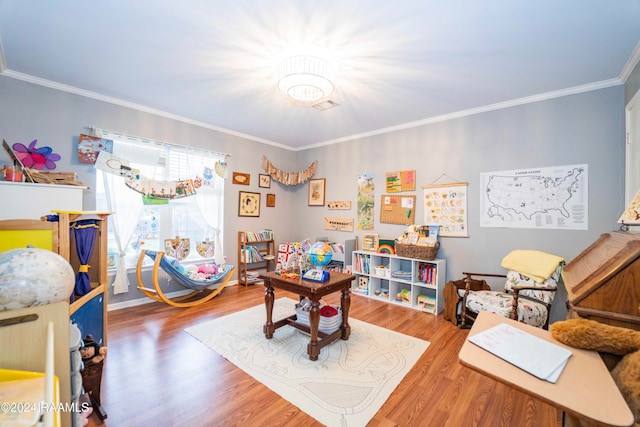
95;133;226;276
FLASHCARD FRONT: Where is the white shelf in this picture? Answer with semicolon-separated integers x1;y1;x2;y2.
320;238;356;273
0;181;86;220
352;250;446;314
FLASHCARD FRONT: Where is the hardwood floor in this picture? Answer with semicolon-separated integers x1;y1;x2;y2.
87;284;562;427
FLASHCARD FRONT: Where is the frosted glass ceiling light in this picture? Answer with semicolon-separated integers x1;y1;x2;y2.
278;55;335;104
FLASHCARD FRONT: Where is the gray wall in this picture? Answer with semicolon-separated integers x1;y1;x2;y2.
296;87;625;265
0;76;297;304
0;74;633;322
295;87;626;322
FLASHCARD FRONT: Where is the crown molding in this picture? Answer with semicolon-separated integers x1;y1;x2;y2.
298;78;623;151
0;69;292;150
0;68;625;153
620;41;640;83
0;37;6;73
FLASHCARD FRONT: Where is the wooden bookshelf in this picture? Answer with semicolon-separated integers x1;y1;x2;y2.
237;230;275;287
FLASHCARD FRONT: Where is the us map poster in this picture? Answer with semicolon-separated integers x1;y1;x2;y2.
480;164;587;230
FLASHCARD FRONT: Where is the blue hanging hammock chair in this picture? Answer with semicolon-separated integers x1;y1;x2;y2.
136;249;234;307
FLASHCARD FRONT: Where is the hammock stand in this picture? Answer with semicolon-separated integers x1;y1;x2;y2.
136;249;234;308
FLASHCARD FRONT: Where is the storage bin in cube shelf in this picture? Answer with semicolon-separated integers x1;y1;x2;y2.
375;266;391;278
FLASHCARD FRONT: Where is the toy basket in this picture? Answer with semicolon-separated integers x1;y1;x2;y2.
394;240;440;260
295;305;342;334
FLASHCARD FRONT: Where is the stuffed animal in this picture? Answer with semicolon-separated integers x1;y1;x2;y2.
198;264;219;275
550;318;640;423
80;335;107;364
79;335;108;420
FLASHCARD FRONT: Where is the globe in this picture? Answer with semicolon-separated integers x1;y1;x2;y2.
0;248;75;311
307;242;333;268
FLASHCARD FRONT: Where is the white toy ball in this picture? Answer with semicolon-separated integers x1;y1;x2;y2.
0;248;75;311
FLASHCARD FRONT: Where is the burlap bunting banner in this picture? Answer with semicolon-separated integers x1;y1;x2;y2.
261;155;318;186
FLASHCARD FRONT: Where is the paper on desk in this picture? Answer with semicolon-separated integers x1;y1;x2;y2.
468;323;572;383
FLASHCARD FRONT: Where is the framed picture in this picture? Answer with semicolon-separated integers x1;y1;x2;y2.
377;238;396;254
266;193;276;207
362;233;379;252
232;172;250;185
238;191;260;217
308;178;326;206
259;174;271;188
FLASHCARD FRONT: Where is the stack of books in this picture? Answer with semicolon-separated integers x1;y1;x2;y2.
391;270;412;281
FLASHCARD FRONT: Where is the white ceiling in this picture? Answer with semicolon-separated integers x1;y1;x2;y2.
1;1;640;150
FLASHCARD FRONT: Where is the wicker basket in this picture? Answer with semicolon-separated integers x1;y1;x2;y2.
394;240;440;260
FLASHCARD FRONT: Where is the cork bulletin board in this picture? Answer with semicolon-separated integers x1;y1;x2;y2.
380;194;416;225
386;170;416;192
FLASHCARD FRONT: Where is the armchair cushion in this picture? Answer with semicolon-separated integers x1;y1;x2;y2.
504;265;562;305
465;290;549;328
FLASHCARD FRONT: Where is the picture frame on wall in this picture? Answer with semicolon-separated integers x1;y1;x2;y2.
308;178;326;206
238;191;260;217
259;174;271;188
362;233;379;252
232;172;250;185
266;193;276;207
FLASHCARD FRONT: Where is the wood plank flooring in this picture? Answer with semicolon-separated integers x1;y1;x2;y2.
87;284;562;427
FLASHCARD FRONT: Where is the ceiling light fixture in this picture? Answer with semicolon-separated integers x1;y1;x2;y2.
278;55;335;104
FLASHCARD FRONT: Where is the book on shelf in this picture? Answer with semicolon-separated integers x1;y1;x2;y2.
322;260;344;272
241;246;265;263
244;229;274;242
428;225;440;240
243;271;261;283
391;270;412;280
418;263;436;284
328;242;345;254
354;253;370;274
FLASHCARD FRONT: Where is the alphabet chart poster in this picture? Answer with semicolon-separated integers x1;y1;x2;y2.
422;182;468;237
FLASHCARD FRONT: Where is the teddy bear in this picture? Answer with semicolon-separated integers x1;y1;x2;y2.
550;318;640;424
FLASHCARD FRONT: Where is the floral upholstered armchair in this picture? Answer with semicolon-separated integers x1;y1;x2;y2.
458;250;564;330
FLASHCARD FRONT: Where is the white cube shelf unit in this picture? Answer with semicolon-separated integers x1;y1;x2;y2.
351;250;446;314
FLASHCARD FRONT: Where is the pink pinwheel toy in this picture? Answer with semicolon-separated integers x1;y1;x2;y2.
12;139;61;170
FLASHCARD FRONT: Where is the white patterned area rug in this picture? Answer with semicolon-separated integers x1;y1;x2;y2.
185;297;430;427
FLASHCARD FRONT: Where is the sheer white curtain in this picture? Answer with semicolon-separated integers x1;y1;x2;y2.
186;149;226;264
104;139;162;294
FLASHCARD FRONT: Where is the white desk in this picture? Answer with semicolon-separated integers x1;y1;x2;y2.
459;311;634;427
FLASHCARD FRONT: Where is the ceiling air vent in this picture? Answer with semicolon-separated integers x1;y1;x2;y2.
312;100;339;111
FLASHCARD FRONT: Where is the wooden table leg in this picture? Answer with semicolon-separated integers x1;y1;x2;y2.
341;287;351;340
307;298;321;361
263;282;275;338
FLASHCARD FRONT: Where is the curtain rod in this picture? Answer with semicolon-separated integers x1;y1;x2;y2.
87;126;231;158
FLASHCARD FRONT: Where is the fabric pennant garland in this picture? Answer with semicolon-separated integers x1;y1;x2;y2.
126;177;197;199
261;155;317;186
214;161;228;179
95;151;132;176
